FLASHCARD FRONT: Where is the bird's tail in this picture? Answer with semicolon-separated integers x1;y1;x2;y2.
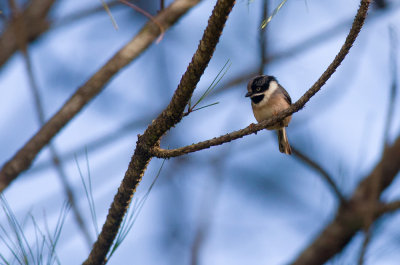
277;128;292;155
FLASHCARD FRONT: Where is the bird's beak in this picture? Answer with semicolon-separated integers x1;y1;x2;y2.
245;91;252;97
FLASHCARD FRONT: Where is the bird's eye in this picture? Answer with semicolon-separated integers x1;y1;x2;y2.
256;87;261;92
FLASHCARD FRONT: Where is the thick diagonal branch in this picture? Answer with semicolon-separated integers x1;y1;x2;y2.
82;0;236;264
0;0;201;192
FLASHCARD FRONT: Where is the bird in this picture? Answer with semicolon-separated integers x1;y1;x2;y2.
245;75;292;155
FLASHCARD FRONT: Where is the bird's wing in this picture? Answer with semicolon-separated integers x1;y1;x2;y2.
279;85;292;105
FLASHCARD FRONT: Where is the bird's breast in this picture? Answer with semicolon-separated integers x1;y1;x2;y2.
251;94;291;129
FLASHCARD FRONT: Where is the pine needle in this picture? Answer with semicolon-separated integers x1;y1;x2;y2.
261;0;288;29
100;0;119;30
187;59;231;114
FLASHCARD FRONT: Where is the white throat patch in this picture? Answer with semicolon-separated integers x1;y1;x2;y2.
264;80;278;100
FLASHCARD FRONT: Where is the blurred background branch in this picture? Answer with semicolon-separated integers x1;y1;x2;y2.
291;146;346;203
291;135;400;265
7;0;93;248
0;0;55;67
383;26;398;148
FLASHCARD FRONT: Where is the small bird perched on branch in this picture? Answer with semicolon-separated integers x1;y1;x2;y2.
245;75;292;155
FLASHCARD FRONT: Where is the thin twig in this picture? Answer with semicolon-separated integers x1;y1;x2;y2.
53;1;121;29
82;1;236;264
150;0;370;159
0;0;202;192
378;200;400;214
291;146;346;204
258;0;268;75
383;26;398;148
119;0;165;43
358;228;373;265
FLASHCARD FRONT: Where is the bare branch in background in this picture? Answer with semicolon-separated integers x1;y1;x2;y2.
258;0;268;75
291;146;346;203
383;26;398;148
0;0;202;192
374;0;387;9
119;0;165;43
30;113;157;173
291;135;400;265
83;0;236;264
7;0;93;248
0;0;56;67
378;200;400;214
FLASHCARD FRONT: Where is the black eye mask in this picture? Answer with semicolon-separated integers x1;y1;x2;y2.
250;94;264;104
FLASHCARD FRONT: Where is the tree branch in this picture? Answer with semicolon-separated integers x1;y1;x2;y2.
82;0;236;264
0;0;55;68
150;0;371;159
291;135;400;265
378;200;400;214
291;146;346;204
0;0;201;192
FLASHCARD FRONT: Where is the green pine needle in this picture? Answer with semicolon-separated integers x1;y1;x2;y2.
0;195;68;265
75;150;99;237
189;59;231;113
261;0;288;29
100;0;119;30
